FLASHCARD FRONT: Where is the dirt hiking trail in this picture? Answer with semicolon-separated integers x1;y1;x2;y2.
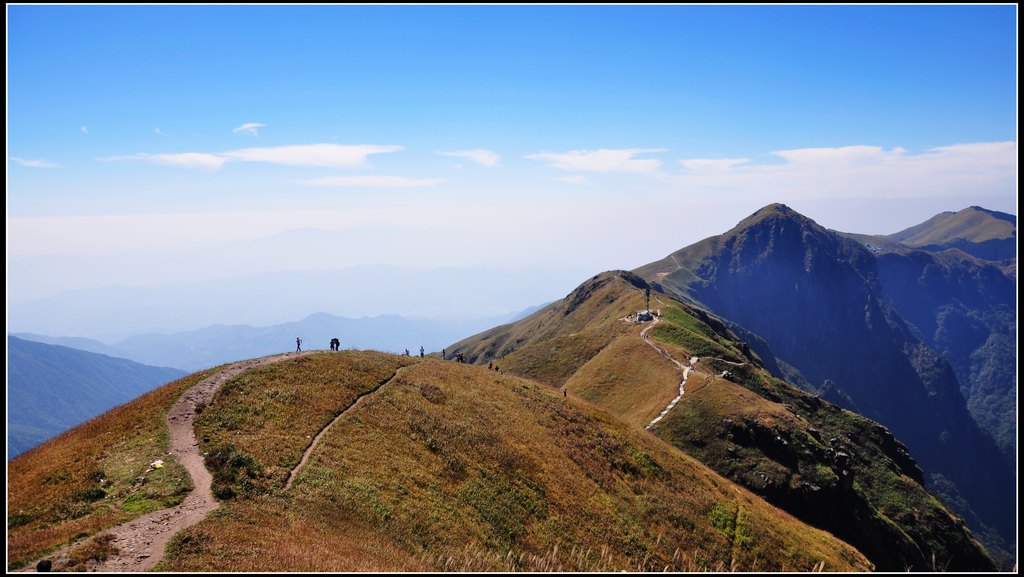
30;352;314;572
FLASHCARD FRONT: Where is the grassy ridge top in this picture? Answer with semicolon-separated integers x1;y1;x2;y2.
161;355;869;571
193;351;416;492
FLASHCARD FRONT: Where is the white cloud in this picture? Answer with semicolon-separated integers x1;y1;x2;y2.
103;143;403;170
80;126;89;135
10;157;58;168
233;122;266;137
526;148;665;173
436;149;500;167
155;127;166;136
224;144;402;168
662;141;1017;202
679;157;751;172
555;175;589;185
102;152;228;170
770;145;902;167
299;175;445;188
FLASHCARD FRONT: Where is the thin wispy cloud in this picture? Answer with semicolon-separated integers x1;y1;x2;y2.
669;141;1017;201
80;126;89;135
155;128;166;136
679;158;751;173
233;122;266;137
436;149;500;167
102;152;228;170
223;144;402;167
10;157;58;169
770;145;903;167
299;175;445;188
526;148;665;174
103;143;404;170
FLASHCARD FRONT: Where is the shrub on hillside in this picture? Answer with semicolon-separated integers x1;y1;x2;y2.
205;445;265;500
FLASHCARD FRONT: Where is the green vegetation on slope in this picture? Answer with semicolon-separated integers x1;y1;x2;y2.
160;356;869;572
650;305;995;572
450;269;995;571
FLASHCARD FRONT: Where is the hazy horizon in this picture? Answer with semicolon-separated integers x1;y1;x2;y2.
7;5;1017;337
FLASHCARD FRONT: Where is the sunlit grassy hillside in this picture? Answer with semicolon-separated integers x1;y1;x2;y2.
161;355;868;571
448;270;994;571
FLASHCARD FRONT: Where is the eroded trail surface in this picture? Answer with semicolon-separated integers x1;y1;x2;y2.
33;352;313;572
641;317;700;430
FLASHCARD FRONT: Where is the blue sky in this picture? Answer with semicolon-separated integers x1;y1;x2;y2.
6;5;1018;326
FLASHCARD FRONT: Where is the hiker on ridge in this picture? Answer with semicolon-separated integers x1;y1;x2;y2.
296;337;302;352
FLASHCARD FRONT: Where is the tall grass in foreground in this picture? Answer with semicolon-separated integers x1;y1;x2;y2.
424;541;829;572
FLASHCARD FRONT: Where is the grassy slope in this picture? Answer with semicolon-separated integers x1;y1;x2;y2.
450;270;994;571
889;207;1016;246
7;369;217;569
563;336;680;428
160;356;869;572
193;351;416;490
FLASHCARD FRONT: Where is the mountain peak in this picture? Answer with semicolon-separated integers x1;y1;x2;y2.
735;203;817;230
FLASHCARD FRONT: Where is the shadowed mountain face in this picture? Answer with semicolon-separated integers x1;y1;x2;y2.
873;249;1017;455
7;336;186;457
449;271;995;571
635;204;1015;566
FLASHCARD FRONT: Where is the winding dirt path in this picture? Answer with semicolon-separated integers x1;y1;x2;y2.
31;352;314;572
640;317;700;430
284;366;405;490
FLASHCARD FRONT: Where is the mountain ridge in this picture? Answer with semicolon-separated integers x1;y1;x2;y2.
448;269;994;571
633;204;1015;567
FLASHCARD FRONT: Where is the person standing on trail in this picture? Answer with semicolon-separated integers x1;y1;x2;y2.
442;348;446;360
296;337;302;352
420;346;425;358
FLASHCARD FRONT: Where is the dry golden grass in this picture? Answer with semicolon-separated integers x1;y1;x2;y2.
680;372;798;428
7;368;216;569
564;334;681;427
160;354;870;571
155;495;427;572
446;273;990;571
451;272;649;373
194;351;414;489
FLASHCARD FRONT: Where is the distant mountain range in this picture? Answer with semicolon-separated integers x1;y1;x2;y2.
7;336;185;457
7;265;583;338
13;309;538;373
633;203;1015;566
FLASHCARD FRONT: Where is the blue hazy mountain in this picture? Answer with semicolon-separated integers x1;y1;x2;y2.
7;336;186;457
